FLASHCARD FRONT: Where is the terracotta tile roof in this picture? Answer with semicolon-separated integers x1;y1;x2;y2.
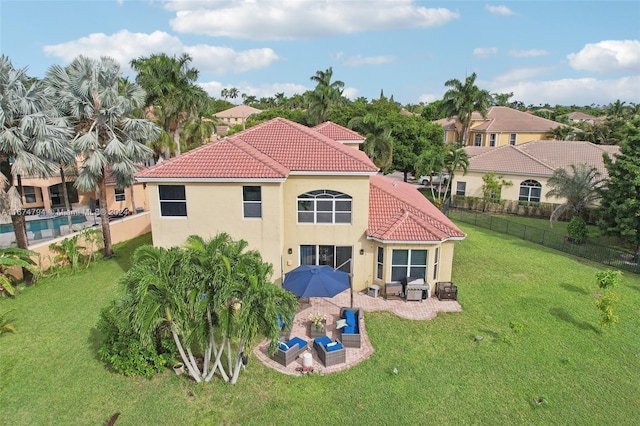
213;105;262;119
136;117;377;180
565;111;597;121
471;106;563;132
464;146;493;158
368;174;466;242
313;121;365;143
466;140;620;178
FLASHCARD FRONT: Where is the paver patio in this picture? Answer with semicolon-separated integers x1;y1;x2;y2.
253;289;462;375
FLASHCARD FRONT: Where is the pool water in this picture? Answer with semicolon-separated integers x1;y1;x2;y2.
0;215;89;234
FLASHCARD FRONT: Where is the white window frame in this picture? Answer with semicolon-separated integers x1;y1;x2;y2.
297;190;352;224
474;134;482;146
23;186;37;204
158;185;187;217
489;133;496;147
509;133;517;145
433;247;440;280
114;188;125;202
391;249;428;282
376;247;384;280
242;186;262;218
456;181;466;196
519;180;542;202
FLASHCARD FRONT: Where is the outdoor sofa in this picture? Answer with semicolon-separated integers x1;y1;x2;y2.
338;307;363;348
271;336;308;367
313;336;346;367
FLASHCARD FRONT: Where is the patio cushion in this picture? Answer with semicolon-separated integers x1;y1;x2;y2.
343;325;355;334
277;342;289;351
314;336;331;347
344;309;356;327
286;337;307;350
326;342;343;352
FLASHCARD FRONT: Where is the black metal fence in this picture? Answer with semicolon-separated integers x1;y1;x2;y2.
448;209;640;274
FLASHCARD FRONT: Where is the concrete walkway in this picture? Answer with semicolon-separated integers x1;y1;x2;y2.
253;290;462;376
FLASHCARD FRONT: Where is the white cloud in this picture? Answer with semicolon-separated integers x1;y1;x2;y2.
567;40;640;74
343;55;395;67
42;30;279;75
485;5;516;16
343;87;359;100
166;0;459;40
491;76;640;106
491;66;556;85
418;93;441;103
509;49;548;58
473;47;498;58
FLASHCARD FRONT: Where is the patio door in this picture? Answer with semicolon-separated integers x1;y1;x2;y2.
299;245;352;273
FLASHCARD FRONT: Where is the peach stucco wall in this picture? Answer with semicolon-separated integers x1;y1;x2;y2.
452;171;556;204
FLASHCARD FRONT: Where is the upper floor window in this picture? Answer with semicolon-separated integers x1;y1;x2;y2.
243;186;262;218
297;190;352;224
519;180;541;202
159;185;187;217
474;134;482;146
509;134;517;145
23;186;37;204
391;249;427;282
456;181;467;196
115;188;125;202
489;133;496;147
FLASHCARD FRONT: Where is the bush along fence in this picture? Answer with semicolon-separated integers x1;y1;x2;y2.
448;209;640;274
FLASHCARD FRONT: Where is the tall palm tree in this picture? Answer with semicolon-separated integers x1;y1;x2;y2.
441;143;470;209
0;247;37;297
348;114;393;170
228;87;239;105
441;72;492;145
546;163;603;222
180;116;217;152
130;53;208;156
0;55;71;284
307;67;345;125
45;55;160;257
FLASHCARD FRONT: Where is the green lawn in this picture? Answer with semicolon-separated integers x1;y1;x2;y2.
1;228;639;425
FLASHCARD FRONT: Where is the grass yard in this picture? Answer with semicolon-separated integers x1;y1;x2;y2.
1;227;639;425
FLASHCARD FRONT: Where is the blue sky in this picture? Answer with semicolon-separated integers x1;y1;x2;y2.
1;0;639;107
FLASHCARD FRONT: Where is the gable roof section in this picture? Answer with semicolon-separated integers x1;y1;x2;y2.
466;140;619;178
136;117;378;181
368;174;466;243
313;121;365;143
471;106;563;132
213;105;262;119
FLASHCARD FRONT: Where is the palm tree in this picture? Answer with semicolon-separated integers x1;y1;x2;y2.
607;100;626;119
130;53;208;155
228;87;239;105
441;72;492;145
242;94;257;106
45;55;161;257
307;67;345;125
546;163;603;222
348;114;393;170
440;143;470;209
180;116;217;152
546;125;575;141
0;55;71;284
0;247;37;297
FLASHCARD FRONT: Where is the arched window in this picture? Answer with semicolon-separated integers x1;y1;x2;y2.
297;190;352;224
519;180;541;202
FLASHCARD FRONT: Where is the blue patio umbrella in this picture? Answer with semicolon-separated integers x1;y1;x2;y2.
283;265;351;298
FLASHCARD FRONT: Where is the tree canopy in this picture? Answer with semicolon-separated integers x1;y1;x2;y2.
441;72;492;145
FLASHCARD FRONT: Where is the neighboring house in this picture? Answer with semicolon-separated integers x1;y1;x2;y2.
313;121;365;149
135;117;466;294
436;106;564;146
563;111;603;125
77;167;149;215
214;105;262;135
452;140;619;204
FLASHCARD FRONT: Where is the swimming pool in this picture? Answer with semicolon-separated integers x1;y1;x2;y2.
0;215;89;235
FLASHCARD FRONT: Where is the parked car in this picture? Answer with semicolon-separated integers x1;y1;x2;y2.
419;172;450;185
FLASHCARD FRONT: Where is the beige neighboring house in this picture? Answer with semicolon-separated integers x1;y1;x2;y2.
436;106;564;146
136;117;466;295
452;140;619;204
563;111;604;125
214;105;262;135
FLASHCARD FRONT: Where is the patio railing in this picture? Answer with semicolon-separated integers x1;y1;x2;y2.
448;209;640;274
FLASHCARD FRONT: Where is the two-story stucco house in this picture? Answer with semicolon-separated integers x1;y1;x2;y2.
135;117;465;295
436;106;564;147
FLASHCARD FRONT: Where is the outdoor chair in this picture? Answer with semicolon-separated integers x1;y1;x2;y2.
338;307;362;348
436;281;458;301
313;336;346;367
270;336;308;367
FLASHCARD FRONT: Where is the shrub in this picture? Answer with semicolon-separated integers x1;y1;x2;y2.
595;293;619;328
567;216;588;244
595;269;622;290
97;302;176;378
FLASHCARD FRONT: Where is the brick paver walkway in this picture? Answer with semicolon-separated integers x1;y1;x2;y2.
253;290;462;376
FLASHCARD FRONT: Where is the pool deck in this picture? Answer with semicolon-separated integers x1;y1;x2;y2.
253;289;462;376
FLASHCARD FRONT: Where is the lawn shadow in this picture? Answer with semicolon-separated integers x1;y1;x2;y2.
559;283;590;295
475;329;501;342
549;307;600;334
87;326;105;362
